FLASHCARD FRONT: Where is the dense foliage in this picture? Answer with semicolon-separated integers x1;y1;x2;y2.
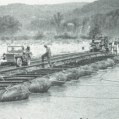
0;15;22;35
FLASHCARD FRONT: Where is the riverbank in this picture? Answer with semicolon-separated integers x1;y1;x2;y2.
0;40;90;58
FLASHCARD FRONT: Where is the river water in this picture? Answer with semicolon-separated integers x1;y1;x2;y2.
0;65;119;119
0;40;119;119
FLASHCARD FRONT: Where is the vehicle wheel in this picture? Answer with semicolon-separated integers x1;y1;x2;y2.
16;58;23;67
27;59;31;66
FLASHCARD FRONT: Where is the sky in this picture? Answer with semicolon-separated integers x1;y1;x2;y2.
0;0;96;5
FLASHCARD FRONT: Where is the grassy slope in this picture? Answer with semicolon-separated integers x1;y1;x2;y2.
1;0;119;38
0;3;87;25
72;0;119;16
70;0;119;37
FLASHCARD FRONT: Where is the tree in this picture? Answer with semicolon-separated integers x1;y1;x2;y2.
29;18;50;31
0;15;22;35
53;12;63;34
89;24;101;39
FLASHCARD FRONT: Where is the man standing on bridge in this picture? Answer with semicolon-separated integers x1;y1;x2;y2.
41;45;52;68
25;46;32;66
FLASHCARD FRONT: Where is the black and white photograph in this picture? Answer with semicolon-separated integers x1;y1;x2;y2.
0;0;119;119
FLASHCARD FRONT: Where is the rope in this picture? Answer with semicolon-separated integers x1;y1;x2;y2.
51;95;119;100
102;79;119;83
77;84;119;87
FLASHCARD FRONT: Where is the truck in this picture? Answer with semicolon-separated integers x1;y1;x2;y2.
3;46;32;67
90;36;109;52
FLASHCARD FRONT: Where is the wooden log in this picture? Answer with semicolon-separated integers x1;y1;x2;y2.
15;74;41;77
4;77;33;80
0;81;23;83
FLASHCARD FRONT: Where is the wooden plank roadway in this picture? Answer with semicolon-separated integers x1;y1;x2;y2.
0;51;106;73
0;52;82;71
0;51;115;89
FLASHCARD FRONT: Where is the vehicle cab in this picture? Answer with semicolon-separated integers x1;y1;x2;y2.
90;36;109;52
5;46;31;67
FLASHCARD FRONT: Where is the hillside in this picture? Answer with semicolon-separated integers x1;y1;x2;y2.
0;0;119;38
66;0;119;38
0;2;86;25
81;9;119;37
73;0;119;16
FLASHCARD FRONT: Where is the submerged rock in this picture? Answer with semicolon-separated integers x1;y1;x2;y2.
81;65;89;70
96;59;115;69
113;56;119;63
90;59;115;71
0;84;30;102
81;65;94;72
90;63;99;71
29;78;51;93
96;61;108;69
65;67;93;81
65;68;81;81
105;59;115;67
78;68;93;77
51;80;66;86
49;72;67;85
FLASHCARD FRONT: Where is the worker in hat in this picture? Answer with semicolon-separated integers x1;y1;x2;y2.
41;45;52;68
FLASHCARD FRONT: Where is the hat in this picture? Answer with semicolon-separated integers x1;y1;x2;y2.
44;44;47;47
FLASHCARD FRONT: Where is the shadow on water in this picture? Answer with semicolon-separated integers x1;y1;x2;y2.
30;91;51;98
0;92;51;107
0;98;30;107
29;92;52;104
29;85;68;103
50;85;67;94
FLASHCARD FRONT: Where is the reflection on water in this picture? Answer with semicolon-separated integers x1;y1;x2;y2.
1;66;119;119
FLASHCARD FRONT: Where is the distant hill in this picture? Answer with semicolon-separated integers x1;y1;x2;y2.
67;0;119;37
1;0;119;38
0;3;87;25
73;0;119;16
81;8;119;37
